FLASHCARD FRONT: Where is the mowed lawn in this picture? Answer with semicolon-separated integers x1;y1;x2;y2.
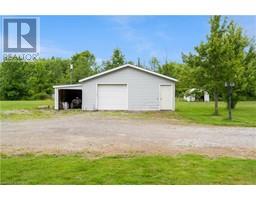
176;101;256;127
1;101;255;184
1;154;256;184
0;100;53;111
0;100;255;126
0;100;80;121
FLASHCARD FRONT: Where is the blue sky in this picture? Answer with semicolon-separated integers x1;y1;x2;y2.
1;16;256;64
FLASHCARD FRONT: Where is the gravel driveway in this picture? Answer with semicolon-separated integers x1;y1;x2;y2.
1;114;256;158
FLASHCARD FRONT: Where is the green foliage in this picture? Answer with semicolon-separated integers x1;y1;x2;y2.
44;57;71;85
0;51;98;100
27;61;53;97
184;89;205;101
1;23;255;103
71;50;97;82
127;60;135;65
1;154;256;184
0;59;30;100
149;57;161;71
103;48;125;70
32;92;51;100
239;45;256;99
0;58;71;100
183;16;256;113
158;62;195;97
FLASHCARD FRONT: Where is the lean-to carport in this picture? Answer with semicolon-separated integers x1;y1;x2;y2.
53;84;82;110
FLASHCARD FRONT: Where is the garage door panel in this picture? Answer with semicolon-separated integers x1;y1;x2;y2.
97;84;128;110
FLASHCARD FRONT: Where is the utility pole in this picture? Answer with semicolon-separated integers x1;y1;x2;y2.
137;58;141;67
164;47;168;65
70;64;73;84
225;82;235;120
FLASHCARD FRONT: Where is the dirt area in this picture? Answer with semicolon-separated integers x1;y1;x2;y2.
1;114;256;158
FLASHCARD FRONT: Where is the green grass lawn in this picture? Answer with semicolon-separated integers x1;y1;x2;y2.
1;154;255;184
176;100;256;127
0;100;255;126
0;100;53;111
0;100;54;120
0;100;82;121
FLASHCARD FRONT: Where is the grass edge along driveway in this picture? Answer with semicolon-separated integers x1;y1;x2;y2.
1;154;256;184
1;100;256;127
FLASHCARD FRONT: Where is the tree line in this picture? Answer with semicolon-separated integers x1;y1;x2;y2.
0;16;255;114
0;49;124;100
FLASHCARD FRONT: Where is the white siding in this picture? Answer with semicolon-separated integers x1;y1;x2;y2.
54;88;59;110
82;67;175;111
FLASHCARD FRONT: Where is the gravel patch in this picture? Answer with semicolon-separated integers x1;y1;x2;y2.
1;114;256;158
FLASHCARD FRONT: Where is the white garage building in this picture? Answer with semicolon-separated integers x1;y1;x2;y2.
53;64;177;111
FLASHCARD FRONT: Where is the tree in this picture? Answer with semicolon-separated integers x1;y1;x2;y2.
0;59;29;100
104;48;125;70
26;61;51;99
71;51;96;82
241;46;256;99
149;57;160;72
43;57;71;85
183;16;255;114
158;62;195;96
127;60;135;65
183;16;227;115
221;22;255;107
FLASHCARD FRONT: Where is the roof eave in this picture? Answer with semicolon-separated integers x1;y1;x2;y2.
53;84;82;89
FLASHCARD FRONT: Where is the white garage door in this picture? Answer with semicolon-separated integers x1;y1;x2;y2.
97;84;128;110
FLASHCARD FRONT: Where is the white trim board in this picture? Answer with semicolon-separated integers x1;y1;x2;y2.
53;84;82;89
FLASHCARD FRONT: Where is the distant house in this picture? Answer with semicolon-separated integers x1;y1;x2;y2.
53;64;178;111
184;88;210;102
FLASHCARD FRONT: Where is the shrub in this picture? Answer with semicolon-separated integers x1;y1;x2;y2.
32;92;51;100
